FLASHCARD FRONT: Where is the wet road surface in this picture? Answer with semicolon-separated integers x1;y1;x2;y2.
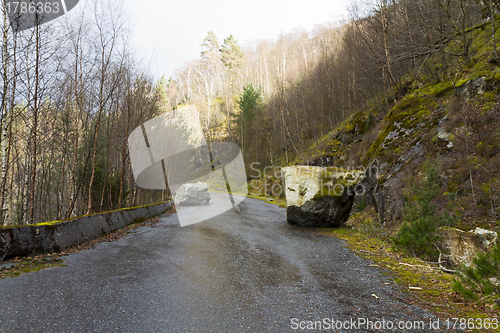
0;197;442;332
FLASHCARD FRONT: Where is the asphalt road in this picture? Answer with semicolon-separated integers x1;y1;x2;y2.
0;196;443;332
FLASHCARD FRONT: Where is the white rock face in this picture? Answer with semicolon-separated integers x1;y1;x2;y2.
282;166;323;207
437;129;454;148
282;166;364;227
436;227;498;267
174;182;211;206
282;166;364;207
473;227;498;248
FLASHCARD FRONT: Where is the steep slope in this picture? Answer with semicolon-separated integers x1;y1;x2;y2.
295;20;500;233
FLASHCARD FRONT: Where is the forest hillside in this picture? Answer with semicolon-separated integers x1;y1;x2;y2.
165;0;500;232
1;0;499;231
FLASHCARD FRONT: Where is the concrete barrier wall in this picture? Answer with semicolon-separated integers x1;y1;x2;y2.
0;201;172;261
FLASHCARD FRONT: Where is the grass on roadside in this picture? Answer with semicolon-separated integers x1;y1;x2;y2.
0;256;66;279
246;194;287;208
318;207;500;333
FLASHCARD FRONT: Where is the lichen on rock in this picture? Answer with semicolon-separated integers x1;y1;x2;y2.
282;166;365;227
436;227;498;267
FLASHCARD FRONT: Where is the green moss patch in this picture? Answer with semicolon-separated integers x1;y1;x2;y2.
246;194;286;208
0;256;65;279
0;200;171;229
318;224;500;330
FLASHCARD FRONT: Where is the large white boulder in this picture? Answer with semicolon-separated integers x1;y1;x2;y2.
282;166;364;227
174;182;211;206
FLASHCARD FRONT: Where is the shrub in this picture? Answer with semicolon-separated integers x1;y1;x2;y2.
354;196;368;212
392;158;456;260
452;242;500;301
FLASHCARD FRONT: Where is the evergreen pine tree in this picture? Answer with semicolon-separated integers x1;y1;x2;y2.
220;35;245;72
392;158;456;260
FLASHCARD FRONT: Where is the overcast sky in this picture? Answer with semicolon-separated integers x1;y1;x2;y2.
121;0;349;79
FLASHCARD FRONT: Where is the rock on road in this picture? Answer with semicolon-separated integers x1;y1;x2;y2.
0;196;441;332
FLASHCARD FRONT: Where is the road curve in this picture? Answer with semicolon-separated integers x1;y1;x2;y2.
0;197;441;332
